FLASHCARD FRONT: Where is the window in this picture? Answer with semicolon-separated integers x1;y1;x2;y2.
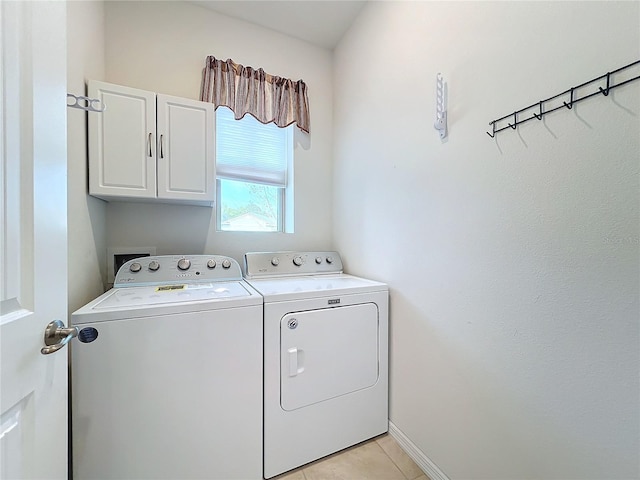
215;106;293;232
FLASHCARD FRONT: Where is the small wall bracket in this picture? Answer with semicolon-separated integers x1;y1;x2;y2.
67;93;106;113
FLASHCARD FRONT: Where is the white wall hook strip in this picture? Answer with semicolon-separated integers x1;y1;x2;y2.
434;73;447;139
66;93;106;113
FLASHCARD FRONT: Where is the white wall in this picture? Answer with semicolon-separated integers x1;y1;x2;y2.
67;1;107;312
333;2;639;479
101;1;333;268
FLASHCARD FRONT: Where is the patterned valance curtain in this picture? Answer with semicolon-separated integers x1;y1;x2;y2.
200;56;310;134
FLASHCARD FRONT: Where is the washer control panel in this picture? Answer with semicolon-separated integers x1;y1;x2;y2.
114;255;242;287
244;251;343;278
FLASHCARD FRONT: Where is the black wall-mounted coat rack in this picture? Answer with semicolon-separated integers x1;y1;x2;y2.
486;59;640;138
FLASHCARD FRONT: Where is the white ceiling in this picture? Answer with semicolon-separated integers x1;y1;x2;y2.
190;1;367;49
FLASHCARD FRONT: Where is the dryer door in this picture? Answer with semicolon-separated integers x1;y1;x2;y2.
280;303;379;411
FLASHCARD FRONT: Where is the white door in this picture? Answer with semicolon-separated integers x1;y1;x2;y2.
1;2;69;479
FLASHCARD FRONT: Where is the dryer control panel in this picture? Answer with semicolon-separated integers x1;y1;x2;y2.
244;251;343;278
114;255;243;287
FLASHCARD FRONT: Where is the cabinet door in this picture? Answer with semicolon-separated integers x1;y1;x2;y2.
156;94;215;204
88;81;156;199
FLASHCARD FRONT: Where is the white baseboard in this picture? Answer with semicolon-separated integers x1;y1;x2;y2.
388;421;450;480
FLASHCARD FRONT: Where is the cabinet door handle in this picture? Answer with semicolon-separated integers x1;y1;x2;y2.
160;134;164;159
148;132;153;157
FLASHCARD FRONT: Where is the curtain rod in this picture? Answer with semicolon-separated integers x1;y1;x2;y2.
209;57;305;85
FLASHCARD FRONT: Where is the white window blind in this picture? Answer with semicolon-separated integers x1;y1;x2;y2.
216;106;289;187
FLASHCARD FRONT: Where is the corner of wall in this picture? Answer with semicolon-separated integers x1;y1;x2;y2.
67;0;109;313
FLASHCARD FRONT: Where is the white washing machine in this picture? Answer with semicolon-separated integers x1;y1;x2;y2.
71;255;263;480
244;251;389;478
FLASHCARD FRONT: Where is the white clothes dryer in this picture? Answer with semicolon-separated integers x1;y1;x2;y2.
71;255;263;480
244;251;389;479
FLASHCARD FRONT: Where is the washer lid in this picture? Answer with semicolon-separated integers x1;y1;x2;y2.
72;281;261;324
95;281;252;309
246;274;387;302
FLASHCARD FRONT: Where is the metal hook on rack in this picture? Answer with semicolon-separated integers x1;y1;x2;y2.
599;72;611;96
533;101;543;120
507;112;518;129
563;88;574;109
486;121;496;138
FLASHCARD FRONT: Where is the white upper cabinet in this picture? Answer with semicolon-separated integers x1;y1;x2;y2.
88;80;215;206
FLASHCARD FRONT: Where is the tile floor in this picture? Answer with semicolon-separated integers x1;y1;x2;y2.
272;434;431;480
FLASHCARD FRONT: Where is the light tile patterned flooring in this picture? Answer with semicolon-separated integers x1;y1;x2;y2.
273;434;431;480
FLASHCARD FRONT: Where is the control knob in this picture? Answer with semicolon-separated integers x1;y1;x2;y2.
207;259;216;269
148;260;160;271
315;257;323;264
293;255;304;266
271;257;280;266
129;262;142;273
221;259;231;269
177;258;191;271
326;256;334;264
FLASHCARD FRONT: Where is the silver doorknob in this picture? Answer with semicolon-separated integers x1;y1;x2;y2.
41;320;78;355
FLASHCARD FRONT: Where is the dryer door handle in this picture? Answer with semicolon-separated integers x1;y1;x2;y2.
287;347;305;376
